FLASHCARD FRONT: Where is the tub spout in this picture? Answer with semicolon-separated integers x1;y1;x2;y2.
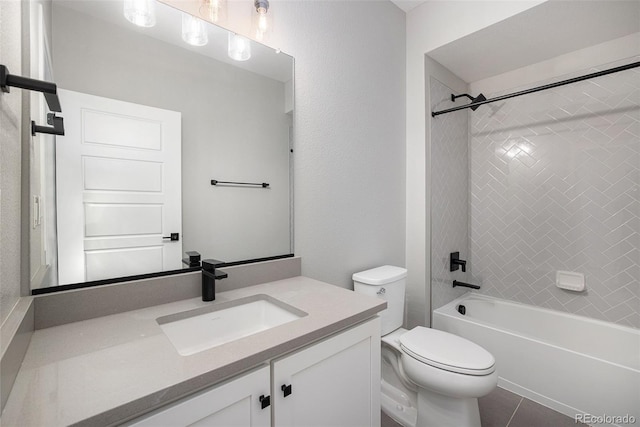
453;280;480;290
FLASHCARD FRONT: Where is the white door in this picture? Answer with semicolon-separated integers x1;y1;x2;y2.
272;318;381;427
125;366;271;427
56;89;181;284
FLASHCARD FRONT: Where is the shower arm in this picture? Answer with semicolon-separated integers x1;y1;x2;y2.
451;94;474;102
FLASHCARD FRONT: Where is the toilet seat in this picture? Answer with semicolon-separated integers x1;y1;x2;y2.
400;327;495;376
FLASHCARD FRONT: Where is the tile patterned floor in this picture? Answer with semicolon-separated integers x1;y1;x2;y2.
381;387;587;427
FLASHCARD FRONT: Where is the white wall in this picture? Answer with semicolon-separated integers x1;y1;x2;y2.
405;0;544;327
169;0;407;288
0;0;25;325
52;5;291;264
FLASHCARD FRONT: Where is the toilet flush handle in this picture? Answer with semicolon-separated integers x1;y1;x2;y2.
377;287;386;296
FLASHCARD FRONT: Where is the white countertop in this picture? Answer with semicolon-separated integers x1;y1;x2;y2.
1;276;385;426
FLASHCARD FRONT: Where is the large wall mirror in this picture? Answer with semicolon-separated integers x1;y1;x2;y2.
29;0;294;293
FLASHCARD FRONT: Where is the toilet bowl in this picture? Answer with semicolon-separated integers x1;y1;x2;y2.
353;266;497;427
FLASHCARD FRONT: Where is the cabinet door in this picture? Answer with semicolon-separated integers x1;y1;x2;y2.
126;365;271;427
272;318;381;427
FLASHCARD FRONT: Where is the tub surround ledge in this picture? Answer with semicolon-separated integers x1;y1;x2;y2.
1;276;385;426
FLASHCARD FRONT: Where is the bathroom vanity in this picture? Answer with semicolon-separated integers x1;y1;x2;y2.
127;319;379;426
1;277;385;426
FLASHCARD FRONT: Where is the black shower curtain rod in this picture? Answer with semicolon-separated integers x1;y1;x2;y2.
431;60;640;117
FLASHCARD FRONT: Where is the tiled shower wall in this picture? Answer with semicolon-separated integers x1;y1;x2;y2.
430;77;470;312
469;58;640;328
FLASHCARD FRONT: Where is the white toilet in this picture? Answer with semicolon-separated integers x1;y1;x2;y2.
353;266;497;427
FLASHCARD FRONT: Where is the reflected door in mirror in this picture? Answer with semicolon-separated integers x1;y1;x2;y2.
56;90;182;284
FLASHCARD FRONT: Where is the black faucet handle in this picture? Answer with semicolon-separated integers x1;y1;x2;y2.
202;259;225;270
450;252;467;272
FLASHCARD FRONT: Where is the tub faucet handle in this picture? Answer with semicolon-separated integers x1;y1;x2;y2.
450;252;466;272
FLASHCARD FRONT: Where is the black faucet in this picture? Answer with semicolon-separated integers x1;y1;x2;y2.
450;252;467;272
182;251;202;267
202;259;228;301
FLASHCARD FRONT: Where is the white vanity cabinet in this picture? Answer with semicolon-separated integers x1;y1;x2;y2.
272;317;381;427
126;366;271;427
126;317;380;427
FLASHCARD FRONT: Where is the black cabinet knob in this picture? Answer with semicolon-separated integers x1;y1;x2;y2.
259;395;270;409
281;384;292;397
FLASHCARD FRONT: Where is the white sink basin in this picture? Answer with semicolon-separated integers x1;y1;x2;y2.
157;295;307;356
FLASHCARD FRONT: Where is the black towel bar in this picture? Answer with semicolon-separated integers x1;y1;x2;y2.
211;180;269;188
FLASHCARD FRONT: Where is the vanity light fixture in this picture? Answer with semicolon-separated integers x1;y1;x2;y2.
200;0;227;24
252;0;272;42
182;13;209;46
228;33;251;61
123;0;156;28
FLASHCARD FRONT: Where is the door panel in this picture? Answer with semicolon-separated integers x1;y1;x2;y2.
84;204;163;237
85;246;163;281
82;109;163;150
82;157;163;192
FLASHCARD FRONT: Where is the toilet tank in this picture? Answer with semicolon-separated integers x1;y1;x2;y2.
353;266;407;335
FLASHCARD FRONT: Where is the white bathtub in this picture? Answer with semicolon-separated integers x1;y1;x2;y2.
433;293;640;426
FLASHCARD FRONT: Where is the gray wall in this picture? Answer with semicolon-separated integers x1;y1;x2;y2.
0;0;25;325
429;76;470;313
407;55;467;329
272;1;406;288
469;58;640;328
52;6;291;263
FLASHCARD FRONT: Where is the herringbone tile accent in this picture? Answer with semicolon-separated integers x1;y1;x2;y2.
469;58;640;328
430;78;471;311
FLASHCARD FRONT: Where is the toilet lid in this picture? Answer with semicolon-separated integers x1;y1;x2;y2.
400;327;495;376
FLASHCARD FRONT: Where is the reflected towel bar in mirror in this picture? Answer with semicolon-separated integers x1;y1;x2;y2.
211;180;270;188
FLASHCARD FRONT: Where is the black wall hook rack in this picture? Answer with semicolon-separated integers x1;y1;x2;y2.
32;113;65;136
211;180;269;188
1;64;62;112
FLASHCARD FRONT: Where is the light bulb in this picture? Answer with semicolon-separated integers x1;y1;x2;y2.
258;11;268;32
228;33;251;61
200;0;226;24
252;0;272;41
124;0;156;28
182;13;208;46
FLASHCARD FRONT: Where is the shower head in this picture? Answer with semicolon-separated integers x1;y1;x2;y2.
450;93;486;111
469;93;486;110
